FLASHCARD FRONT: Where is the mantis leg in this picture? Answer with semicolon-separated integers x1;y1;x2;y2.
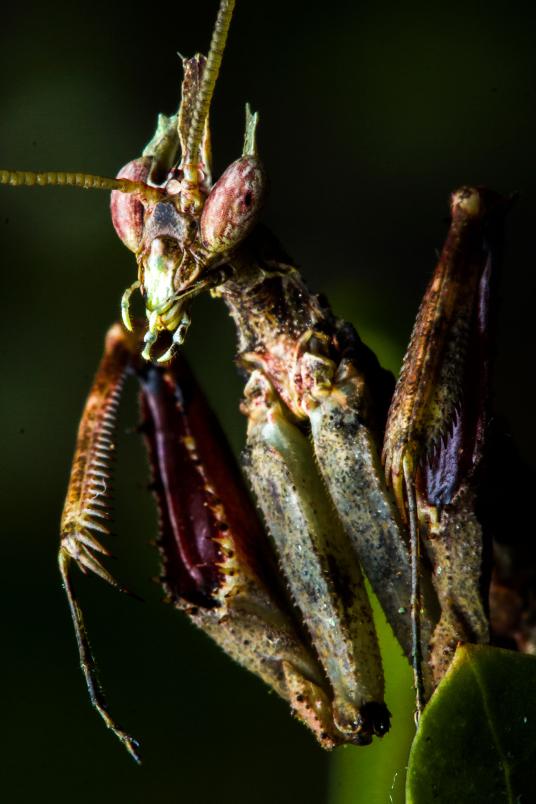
383;187;507;686
59;323;141;761
137;354;348;748
60;323;358;757
243;369;389;744
307;357;437;702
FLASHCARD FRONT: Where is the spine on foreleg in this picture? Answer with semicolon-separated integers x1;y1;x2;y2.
139;356;344;747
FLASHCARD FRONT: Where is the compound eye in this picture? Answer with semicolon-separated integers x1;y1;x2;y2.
110;157;152;252
200;156;266;254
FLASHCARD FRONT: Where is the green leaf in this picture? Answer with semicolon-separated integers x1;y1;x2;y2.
406;644;536;803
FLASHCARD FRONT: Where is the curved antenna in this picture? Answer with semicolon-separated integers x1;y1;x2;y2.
184;0;236;164
0;169;165;203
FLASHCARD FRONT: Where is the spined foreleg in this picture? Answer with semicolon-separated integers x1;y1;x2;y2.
59;324;356;758
59;324;141;761
137;355;349;748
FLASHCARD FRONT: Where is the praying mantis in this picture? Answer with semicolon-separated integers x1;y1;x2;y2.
2;0;532;792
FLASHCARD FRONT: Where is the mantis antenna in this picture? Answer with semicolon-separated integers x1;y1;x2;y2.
0;1;236;205
0;169;165;203
184;0;236;165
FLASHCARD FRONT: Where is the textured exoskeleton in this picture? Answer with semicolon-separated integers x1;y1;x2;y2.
64;323;367;752
0;0;508;762
383;187;508;684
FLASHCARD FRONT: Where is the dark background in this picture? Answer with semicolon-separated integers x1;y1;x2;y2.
1;1;535;802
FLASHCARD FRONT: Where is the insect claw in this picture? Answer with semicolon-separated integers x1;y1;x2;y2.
76;530;111;556
87;497;111;510
156;347;174;364
156;335;179;363
121;280;141;332
156;309;191;363
142;324;158;362
76;546;123;589
69;540;142;602
141;342;153;362
141;309;160;358
83;507;111;521
78;517;110;535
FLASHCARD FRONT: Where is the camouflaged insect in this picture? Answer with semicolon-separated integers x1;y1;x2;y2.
0;0;510;762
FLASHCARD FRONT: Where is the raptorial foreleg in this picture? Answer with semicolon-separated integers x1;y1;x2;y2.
59;323;141;761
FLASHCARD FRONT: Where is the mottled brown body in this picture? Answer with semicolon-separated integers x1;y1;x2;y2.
383;189;501;509
219;229;430;670
57;183;505;752
0;0;511;762
308;372;437;677
383;187;506;682
138;353;354;747
244;379;387;740
219;237;396;737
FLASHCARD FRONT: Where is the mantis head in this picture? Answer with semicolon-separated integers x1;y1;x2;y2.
0;0;265;364
112;83;266;363
110;0;267;363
